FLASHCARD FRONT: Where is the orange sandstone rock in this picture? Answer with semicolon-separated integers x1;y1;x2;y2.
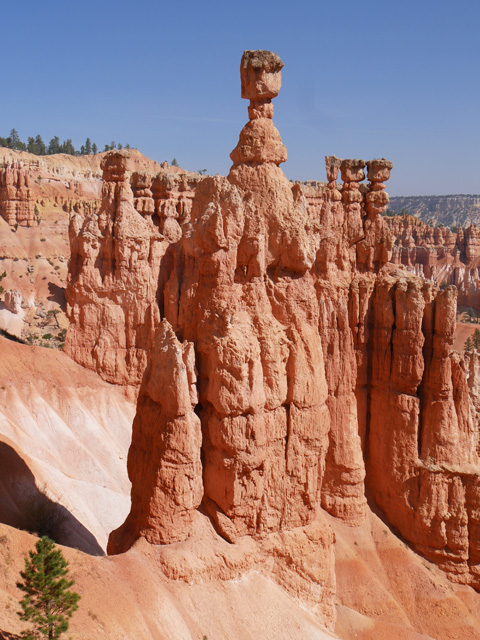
0;161;36;226
386;215;480;303
108;320;202;552
107;51;396;556
68;49;480;595
64;47;480;604
240;50;284;101
365;270;480;587
65;152;166;388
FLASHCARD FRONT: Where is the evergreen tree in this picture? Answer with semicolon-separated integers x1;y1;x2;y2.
92;142;98;154
35;135;47;156
10;128;20;149
473;329;480;350
48;137;61;155
85;138;92;154
466;307;477;323
171;158;179;167
80;145;86;155
465;337;474;352
27;137;37;154
60;139;76;155
17;537;80;640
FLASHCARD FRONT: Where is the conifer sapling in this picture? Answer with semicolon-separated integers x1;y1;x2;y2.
17;536;80;640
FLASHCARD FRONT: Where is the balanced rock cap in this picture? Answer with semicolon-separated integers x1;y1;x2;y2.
240;50;284;101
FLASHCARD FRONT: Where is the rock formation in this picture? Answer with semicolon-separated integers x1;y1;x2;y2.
62;50;480;603
64;151;164;388
107;49;393;558
4;289;23;314
387;215;480;309
389;192;480;228
0;161;36;226
108;319;203;549
0;148;167;231
365;272;480;588
64;152;202;389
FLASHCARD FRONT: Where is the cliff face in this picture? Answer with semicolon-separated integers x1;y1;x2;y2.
0;148;169;230
61;50;480;622
364;272;480;587
64;151;165;388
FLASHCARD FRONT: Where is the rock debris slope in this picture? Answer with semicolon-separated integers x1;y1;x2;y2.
61;49;480;627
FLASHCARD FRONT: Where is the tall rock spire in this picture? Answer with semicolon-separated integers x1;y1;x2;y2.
230;50;287;166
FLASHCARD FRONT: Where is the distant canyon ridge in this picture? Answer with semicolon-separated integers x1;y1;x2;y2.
389;193;480;227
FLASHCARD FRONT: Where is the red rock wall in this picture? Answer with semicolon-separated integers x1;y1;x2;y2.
363;272;480;587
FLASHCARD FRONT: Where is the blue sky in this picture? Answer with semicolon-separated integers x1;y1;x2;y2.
2;0;480;196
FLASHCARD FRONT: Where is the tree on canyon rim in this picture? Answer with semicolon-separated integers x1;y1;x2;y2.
17;536;80;640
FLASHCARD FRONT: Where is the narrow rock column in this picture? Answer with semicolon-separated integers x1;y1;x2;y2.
108;320;203;554
230;50;287;167
0;161;36;227
340;159;365;245
131;171;154;216
365;158;392;217
325;155;342;202
183;50;332;538
355;158;394;271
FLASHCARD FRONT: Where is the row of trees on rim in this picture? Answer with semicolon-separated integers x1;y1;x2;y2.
0;129;132;156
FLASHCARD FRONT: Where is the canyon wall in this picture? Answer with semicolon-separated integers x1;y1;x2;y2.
62;50;480;616
0;154;103;226
389;193;480;227
365;272;480;587
387;215;480;309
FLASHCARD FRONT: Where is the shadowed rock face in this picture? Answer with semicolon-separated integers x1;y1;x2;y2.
64;51;480;595
0;441;103;555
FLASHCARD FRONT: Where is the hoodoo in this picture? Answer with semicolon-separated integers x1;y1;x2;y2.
0;160;36;226
107;49;389;557
60;50;480;595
